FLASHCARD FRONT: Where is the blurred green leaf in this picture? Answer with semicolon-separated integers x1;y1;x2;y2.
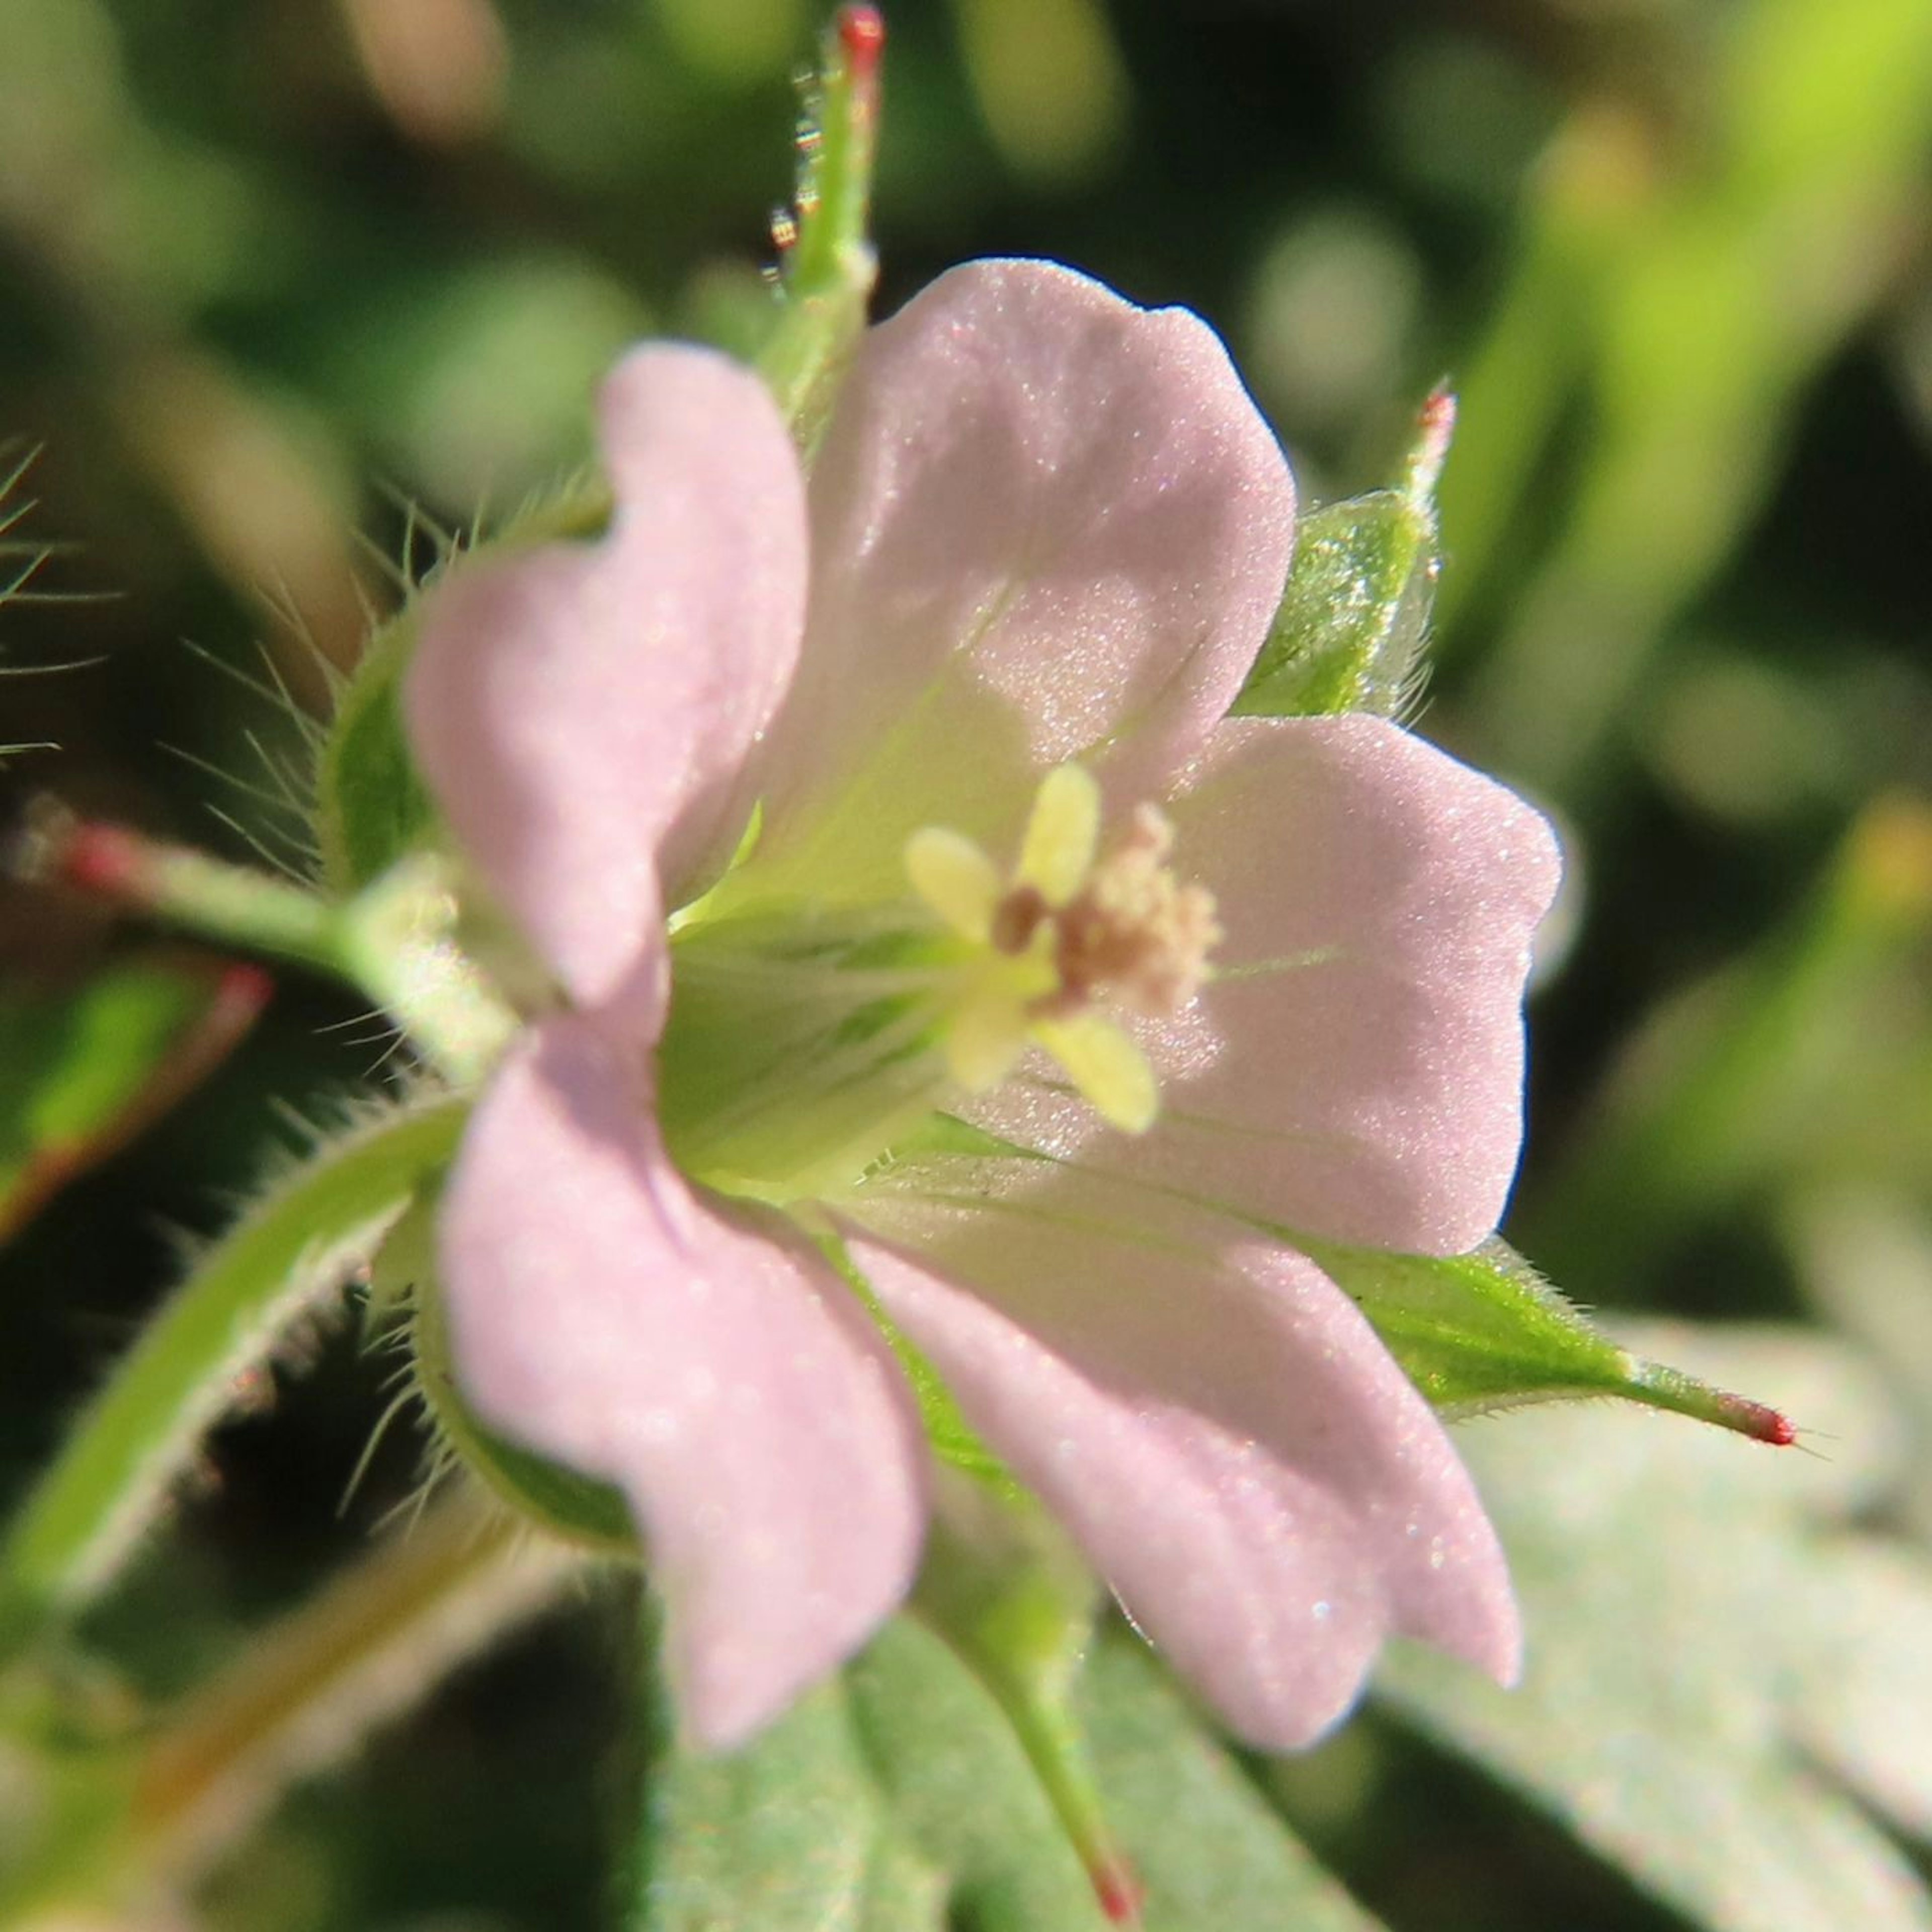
1783;1185;1932;1538
0;953;267;1243
321;257;651;506
635;1613;1100;1932
1459;0;1932;792
1378;1325;1932;1932
1079;1634;1386;1931
1534;797;1932;1287
636;1610;1381;1931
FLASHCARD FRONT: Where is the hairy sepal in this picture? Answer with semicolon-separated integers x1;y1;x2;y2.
1232;488;1438;720
1307;1236;1796;1443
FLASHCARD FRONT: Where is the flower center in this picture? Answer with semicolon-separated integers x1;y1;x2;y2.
654;765;1218;1203
903;764;1221;1135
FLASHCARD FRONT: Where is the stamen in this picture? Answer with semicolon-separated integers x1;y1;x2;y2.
1017;764;1102;907
906;827;1002;942
990;883;1049;955
901;764;1219;1138
1053;804;1222;1017
1033;1011;1157;1134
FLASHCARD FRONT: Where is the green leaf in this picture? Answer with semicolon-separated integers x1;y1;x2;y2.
0;953;267;1243
1377;1324;1932;1932
635;1615;1099;1932
634;1611;1386;1931
1081;1633;1387;1932
0;1099;466;1671
1307;1235;1795;1442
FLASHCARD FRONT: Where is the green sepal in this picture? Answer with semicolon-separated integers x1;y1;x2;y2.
1234;399;1454;720
818;1225;1011;1485
1232;489;1438;719
410;1258;636;1553
1306;1235;1795;1443
315;479;612;896
315;610;435;895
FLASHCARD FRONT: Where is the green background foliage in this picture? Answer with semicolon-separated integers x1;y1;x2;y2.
2;0;1930;1926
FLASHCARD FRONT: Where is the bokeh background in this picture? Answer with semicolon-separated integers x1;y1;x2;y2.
3;2;1930;1927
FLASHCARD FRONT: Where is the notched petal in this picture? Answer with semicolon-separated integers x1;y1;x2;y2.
437;1012;928;1747
405;343;810;1013
845;1191;1517;1750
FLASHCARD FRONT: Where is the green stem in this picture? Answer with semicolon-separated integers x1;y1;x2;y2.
130;1488;581;1880
4;1490;584;1920
46;820;515;1084
53;821;356;984
0;1101;467;1674
913;1475;1136;1921
757;6;883;438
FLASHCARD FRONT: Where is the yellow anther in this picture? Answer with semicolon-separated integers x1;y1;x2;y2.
905;827;1003;942
1033;1011;1158;1135
1017;764;1102;908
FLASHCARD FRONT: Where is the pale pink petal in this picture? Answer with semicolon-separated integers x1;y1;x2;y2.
405;344;808;1011
437;1012;927;1748
749;259;1296;902
845;1195;1517;1750
975;715;1562;1254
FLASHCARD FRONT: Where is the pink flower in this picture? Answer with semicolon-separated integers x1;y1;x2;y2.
404;261;1562;1751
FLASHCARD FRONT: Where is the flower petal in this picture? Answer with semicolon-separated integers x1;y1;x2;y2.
845;1194;1518;1750
405;344;808;1010
437;1012;927;1748
748;259;1296;902
976;715;1562;1254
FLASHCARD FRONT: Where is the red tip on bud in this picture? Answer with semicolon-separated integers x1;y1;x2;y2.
838;5;885;75
59;823;149;899
1090;1855;1143;1925
212;961;277;1021
1716;1389;1799;1445
1406;387;1457;505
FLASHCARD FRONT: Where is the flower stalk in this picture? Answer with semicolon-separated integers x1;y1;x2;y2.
758;5;885;436
37;815;515;1084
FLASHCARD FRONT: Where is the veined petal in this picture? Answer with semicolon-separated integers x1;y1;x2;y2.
405;345;809;1012
844;1193;1517;1750
436;1013;927;1748
975;716;1563;1254
747;259;1297;903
